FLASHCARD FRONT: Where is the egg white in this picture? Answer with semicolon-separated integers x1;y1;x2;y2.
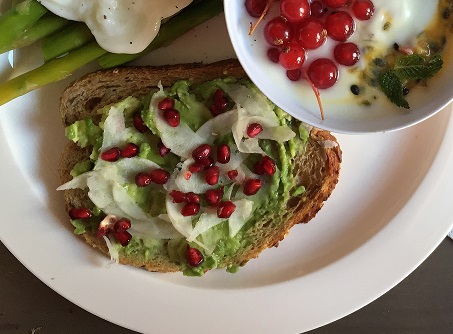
38;0;193;54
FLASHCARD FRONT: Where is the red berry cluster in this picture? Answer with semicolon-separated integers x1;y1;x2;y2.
100;142;140;162
156;90;278;218
69;207;133;246
245;0;375;89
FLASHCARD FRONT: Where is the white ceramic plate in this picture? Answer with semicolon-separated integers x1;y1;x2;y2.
224;2;453;134
1;12;453;334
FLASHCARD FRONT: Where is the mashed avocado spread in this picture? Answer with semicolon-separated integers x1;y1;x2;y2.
62;78;309;276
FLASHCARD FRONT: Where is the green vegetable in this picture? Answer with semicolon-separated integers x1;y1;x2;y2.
97;0;224;68
0;14;70;53
70;220;87;235
379;54;443;109
63;78;304;275
66;117;102;148
0;42;107;106
70;160;93;178
42;22;94;61
170;80;212;131
0;0;48;52
0;0;224;107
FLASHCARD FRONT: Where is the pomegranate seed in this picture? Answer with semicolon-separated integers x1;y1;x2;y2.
243;179;262;196
217;201;236;219
96;215;116;238
169;190;186;203
254;161;265;175
69;207;92;220
214;89;228;110
201;157;215;169
267;47;280;63
135;172;152;187
334;42;360;66
205;187;224;206
184;172;192;180
133;113;149;133
205;166;220;185
181;202;200;216
121;143;139;158
163;108;180;127
158;97;175;110
352;0;374;20
227;170;239;180
101;147;121;162
114;218;131;232
114;230;132;246
325;11;355;42
185;192;200;204
286;69;302;81
246;123;263;138
213;88;224;101
149;169;170;184
158;141;170;157
189;162;205;173
307;58;339;89
209;104;223;117
192;144;212;162
96;225;110;238
186;246;204;267
254;156;277;175
261;156;277;175
215;99;228;111
217;144;231;164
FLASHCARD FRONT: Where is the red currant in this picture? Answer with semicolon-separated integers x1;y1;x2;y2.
322;0;350;8
297;18;327;50
352;0;375;21
279;41;306;70
286;69;302;81
325;11;355;42
264;16;293;46
310;1;327;17
245;0;267;18
280;0;310;24
267;47;280;63
307;58;339;89
334;42;360;66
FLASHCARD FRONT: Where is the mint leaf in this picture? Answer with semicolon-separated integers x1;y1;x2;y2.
378;54;443;108
393;54;443;80
379;71;409;109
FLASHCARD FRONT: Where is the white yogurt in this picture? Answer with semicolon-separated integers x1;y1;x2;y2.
353;0;438;53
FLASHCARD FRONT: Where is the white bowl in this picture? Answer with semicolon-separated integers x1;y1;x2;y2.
224;2;453;134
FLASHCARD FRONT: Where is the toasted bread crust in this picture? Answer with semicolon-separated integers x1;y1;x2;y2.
59;59;341;273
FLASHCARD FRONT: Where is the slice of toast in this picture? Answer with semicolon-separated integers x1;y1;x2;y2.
58;59;342;274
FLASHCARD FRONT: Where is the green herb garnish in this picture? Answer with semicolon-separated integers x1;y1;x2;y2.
379;54;443;109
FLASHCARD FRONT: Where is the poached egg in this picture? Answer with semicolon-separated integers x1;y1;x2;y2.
38;0;193;54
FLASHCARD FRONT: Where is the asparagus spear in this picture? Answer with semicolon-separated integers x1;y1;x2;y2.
42;22;94;61
98;0;224;68
0;42;106;106
0;14;70;54
0;0;224;106
0;0;48;52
